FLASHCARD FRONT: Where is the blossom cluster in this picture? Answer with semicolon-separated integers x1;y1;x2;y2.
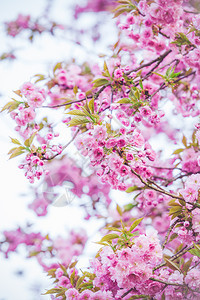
0;226;87;271
5;13;64;39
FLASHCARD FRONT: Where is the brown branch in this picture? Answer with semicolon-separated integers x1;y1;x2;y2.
42;83;111;109
173;71;196;83
153;244;195;271
121;288;133;298
130;167;184;201
147;165;182;171
125;50;172;76
149;277;183;287
183;9;199;14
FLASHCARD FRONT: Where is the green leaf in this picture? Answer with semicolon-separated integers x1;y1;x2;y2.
182;135;187;147
1;100;21;112
116;204;123;216
171;32;192;47
68;116;90;127
189;248;200;258
70;269;76;286
92;78;109;88
47;268;56;278
139;79;143;90
24;132;37;147
78;281;93;289
168;199;178;206
169;206;182;216
53;62;62;73
117;98;131;104
166;67;172;77
126;186;140;193
103;61;110;77
34;74;46;83
171;71;181;78
29;250;41;257
129;217;143;232
43;288;62;295
29;132;37;146
66;109;87;116
88;98;94;114
100;233;119;242
94;241;110;246
13;90;22;97
164;258;182;273
105;226;121;232
116;0;130;4
10;137;21;145
171;211;183;220
8;147;18;155
153;72;166;80
76;275;86;289
81;106;92;118
9;146;25;159
182;257;193;273
168;233;178;243
24;138;31;148
178;199;185;206
134;89;140;100
123;203;135;212
172;148;184;155
69;261;78;269
194;243;200;252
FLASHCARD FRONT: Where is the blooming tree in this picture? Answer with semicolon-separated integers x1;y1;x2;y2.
1;0;200;299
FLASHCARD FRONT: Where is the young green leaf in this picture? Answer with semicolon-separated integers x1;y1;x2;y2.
66;109;87;116
164;258;182;273
68;116;90;127
126;186;140;193
92;78;109;88
9;146;25;159
117;98;131;104
10;137;21;145
100;233;119;242
129;217;143;232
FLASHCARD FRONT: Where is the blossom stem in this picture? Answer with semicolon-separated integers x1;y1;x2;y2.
149;277;183;286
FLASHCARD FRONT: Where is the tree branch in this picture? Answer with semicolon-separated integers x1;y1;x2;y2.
43;129;80;161
42;83;111;109
125;50;172;76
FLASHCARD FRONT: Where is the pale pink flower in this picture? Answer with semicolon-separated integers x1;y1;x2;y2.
28;91;45;107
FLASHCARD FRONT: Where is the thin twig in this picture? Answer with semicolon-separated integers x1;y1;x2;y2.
154;245;194;271
42;83;111;108
121;288;133;298
130;167;184;201
149;277;183;287
43;129;80;161
183;9;199;14
125;50;172;76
